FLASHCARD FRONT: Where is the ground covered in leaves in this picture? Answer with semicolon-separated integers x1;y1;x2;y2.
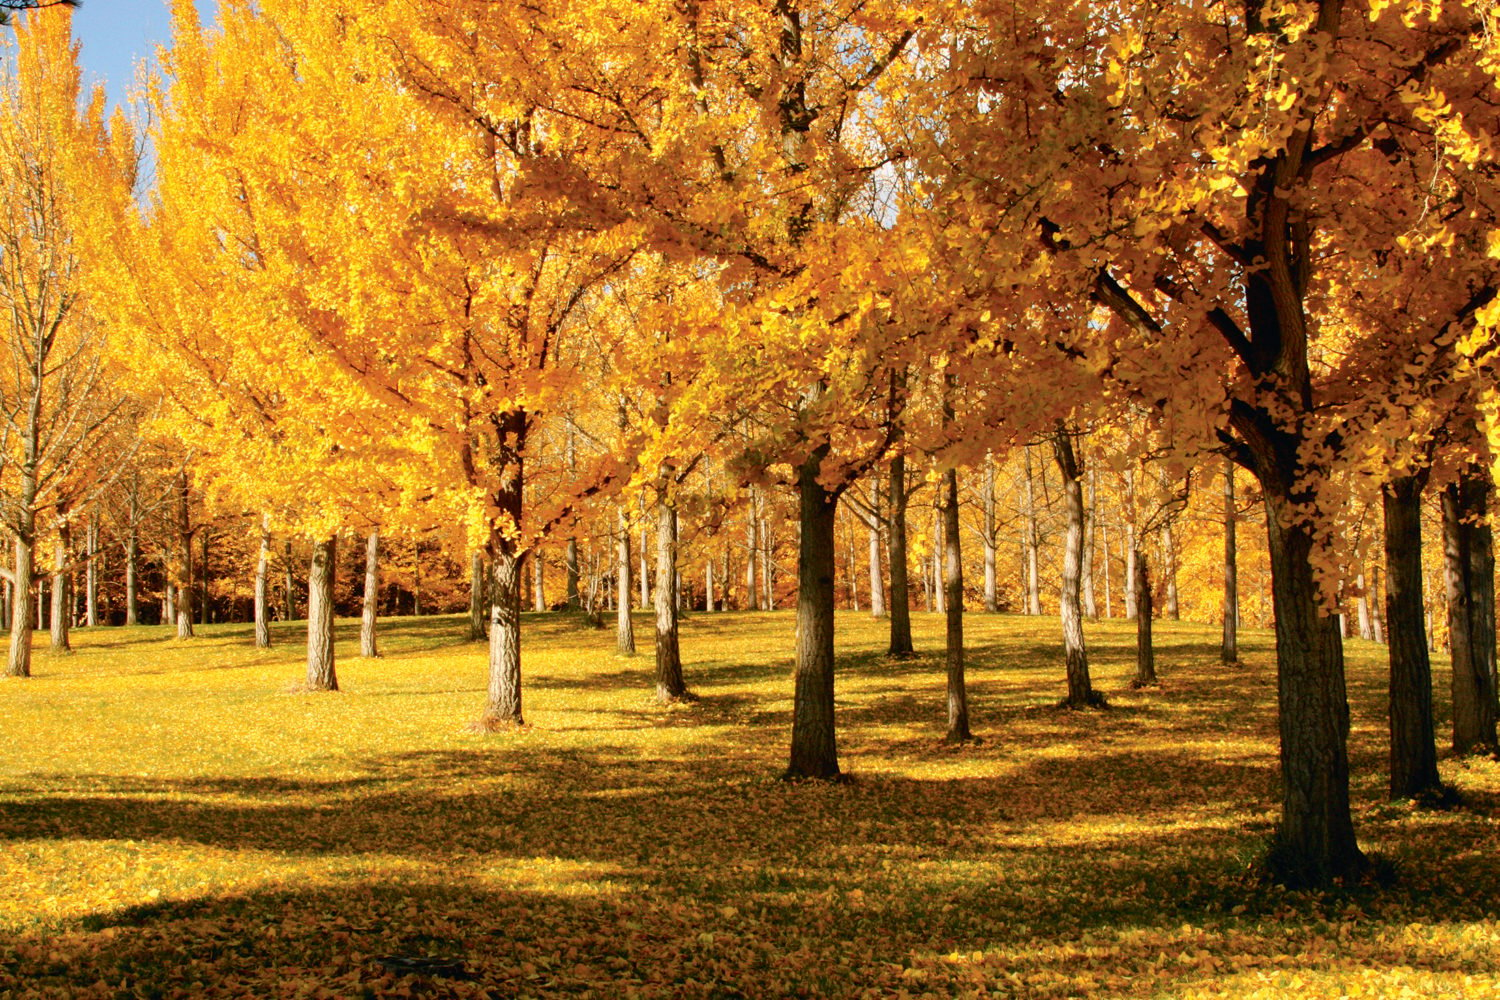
1;611;1497;998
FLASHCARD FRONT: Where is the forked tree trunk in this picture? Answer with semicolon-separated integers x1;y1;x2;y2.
1223;460;1239;665
468;552;486;640
617;507;635;654
654;496;688;702
6;532;34;677
1053;428;1097;706
887;451;915;656
360;530;379;658
49;526;69;652
1133;550;1156;687
1443;467;1499;754
1383;476;1441;800
254;518;271;648
942;466;970;741
305;535;338;692
787;444;840;779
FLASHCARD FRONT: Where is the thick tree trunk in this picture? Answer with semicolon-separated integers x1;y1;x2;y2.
888;452;915;656
305;535;338;691
486;546;523;724
787;444;841;779
942;466;970;741
6;532;34;677
124;526;138;626
254;518;271;648
982;453;998;612
1443;469;1499;754
565;537;581;610
1223;461;1239;664
50;527;69;652
1263;499;1364;886
1133;550;1156;687
469;551;487;641
1053;428;1098;706
617;508;635;653
360;530;379;658
654;496;688;701
1383;476;1441;800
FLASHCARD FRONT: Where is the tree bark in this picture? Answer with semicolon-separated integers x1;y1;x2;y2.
6;533;34;677
124;524;138;627
982;452;998;612
868;511;885;616
565;537;581;610
654;495;688;701
744;495;758;610
305;535;338;691
787;443;841;779
942;466;970;741
1383;476;1442;800
887;451;915;656
1223;461;1239;664
254;517;271;649
1443;467;1499;755
617;507;635;653
49;524;69;652
1083;467;1098;619
1024;447;1042;616
1161;521;1179;620
1053;428;1098;706
1370;565;1386;644
486;546;524;724
931;504;945;616
360;530;379;658
284;540;295;622
1133;549;1156;687
1356;573;1374;641
1101;523;1112;619
1124;523;1138;620
200;531;210;626
532;545;546;612
469;550;487;641
85;514;97;628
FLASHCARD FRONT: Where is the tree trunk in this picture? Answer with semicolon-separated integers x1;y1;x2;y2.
200;531;210;626
254;518;271;648
1124;524;1138;620
761;514;775;609
1162;521;1179;620
486;546;523;724
931;504;946;616
6;532;34;677
1356;574;1374;640
1101;523;1112;619
868;511;885;616
982;452;998;612
1383;476;1441;800
1083;467;1098;619
1371;565;1386;644
565;537;581;610
1262;497;1364;886
617;507;635;654
942;466;970;741
1223;461;1239;664
164;580;174;627
50;526;70;652
1024;447;1042;616
1133;549;1156;687
305;535;338;691
1053;428;1098;707
1443;468;1499;755
85;515;97;628
469;550;487;641
654;495;688;701
284;540;295;622
888;452;915;656
787;444;841;779
745;496;758;610
533;546;546;612
360;530;379;658
124;526;138;627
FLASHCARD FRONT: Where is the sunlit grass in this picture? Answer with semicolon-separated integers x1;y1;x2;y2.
2;611;1497;998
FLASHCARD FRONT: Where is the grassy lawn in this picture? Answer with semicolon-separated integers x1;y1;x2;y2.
1;611;1497;998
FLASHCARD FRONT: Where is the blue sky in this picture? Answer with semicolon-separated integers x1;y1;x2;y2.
68;0;215;111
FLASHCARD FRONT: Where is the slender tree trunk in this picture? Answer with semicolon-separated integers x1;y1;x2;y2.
284;540;295;622
1101;523;1112;619
1356;573;1374;640
200;531;210;626
85;515;97;628
1162;521;1179;620
254;517;271;649
469;550;487;641
942;466;970;741
654;495;688;701
50;526;70;652
124;525;138;627
932;505;946;616
1223;461;1239;664
176;475;194;639
565;537;581;610
787;444;841;779
761;514;775;609
1133;549;1156;687
1083;467;1098;619
361;530;379;658
1383;476;1441;800
305;535;338;691
706;554;715;612
1443;469;1500;754
617;507;635;654
867;484;885;616
982;452;998;612
533;546;546;612
1371;565;1386;644
1024;447;1042;616
6;532;35;677
745;495;759;610
888;452;915;656
1053;428;1097;706
164;579;174;627
1124;524;1138;620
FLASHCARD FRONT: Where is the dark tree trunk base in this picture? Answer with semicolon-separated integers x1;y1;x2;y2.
468;714;530;733
1056;691;1110;710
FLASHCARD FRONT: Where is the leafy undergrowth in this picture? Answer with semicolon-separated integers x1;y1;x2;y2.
1;612;1497;999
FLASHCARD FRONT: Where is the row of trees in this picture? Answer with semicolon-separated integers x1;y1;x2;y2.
3;1;1498;888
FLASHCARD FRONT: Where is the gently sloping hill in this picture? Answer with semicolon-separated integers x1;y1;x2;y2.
1;613;1497;999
